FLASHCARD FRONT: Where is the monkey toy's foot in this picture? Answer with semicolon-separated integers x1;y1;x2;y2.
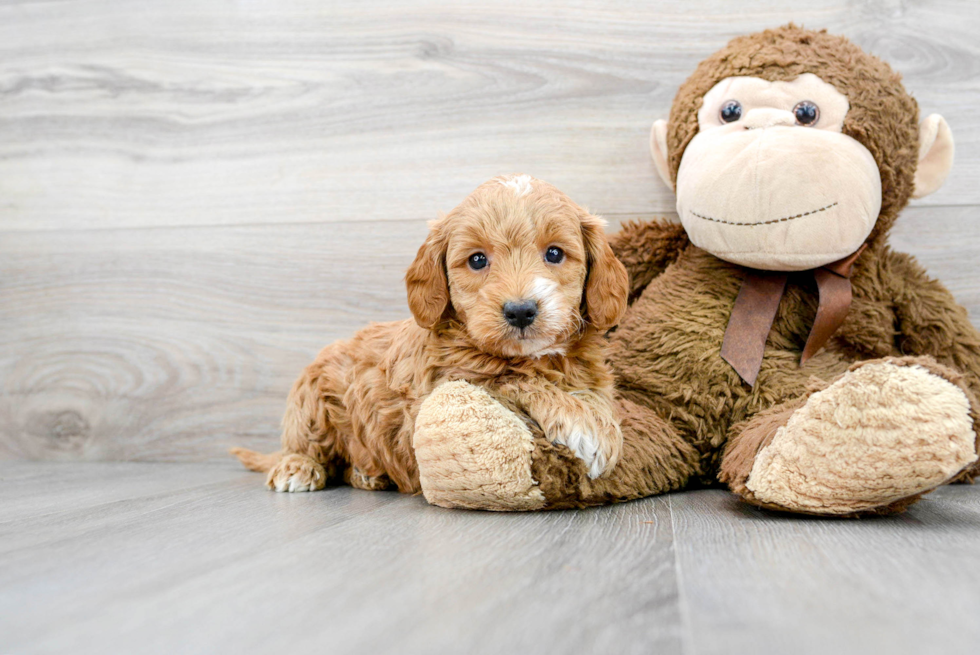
723;357;979;516
413;381;546;511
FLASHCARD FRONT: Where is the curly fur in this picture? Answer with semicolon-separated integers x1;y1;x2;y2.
233;175;630;491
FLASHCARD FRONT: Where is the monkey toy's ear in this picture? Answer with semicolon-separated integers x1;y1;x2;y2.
912;114;955;199
649;119;673;191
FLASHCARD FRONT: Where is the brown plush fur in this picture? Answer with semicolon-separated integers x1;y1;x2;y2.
719;393;812;499
593;26;980;512
528;395;702;509
233;175;630;492
475;25;980;513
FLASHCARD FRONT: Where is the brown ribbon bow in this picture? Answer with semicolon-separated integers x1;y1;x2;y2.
720;245;866;386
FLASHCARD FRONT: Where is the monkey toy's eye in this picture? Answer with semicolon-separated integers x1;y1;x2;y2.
793;100;820;126
468;252;488;270
545;246;564;264
719;100;742;123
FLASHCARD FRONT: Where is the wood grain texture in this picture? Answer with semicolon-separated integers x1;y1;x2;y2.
5;5;980;651
2;0;980;461
0;461;683;655
669;486;980;655
3;206;978;462
3;462;979;654
0;0;977;232
0;219;429;461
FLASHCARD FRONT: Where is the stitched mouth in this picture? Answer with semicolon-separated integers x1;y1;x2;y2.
689;202;838;227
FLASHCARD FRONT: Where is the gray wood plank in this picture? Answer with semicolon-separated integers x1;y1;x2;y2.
0;219;429;461
0;0;977;233
0;461;683;655
5;462;979;655
669;486;980;655
3;206;978;461
0;460;246;524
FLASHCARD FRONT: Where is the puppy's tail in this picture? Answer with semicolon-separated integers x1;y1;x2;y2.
230;447;281;473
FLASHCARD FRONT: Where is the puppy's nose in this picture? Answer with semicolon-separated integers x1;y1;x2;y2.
503;300;538;329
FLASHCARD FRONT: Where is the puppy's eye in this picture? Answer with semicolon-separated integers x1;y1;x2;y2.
468;252;488;270
793;100;819;126
719;100;742;123
545;246;564;264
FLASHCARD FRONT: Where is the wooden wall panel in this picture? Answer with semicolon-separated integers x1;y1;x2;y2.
2;207;977;461
0;220;427;460
2;0;979;460
0;0;977;231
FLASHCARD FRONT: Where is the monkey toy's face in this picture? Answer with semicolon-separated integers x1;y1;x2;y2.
651;68;954;272
677;73;879;270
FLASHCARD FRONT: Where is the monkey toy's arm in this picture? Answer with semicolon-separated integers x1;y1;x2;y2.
606;218;689;304
886;248;980;402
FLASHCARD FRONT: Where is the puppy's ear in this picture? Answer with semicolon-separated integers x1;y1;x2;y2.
581;212;629;330
405;217;451;329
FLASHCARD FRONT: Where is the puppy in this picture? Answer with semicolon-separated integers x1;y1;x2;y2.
232;174;629;493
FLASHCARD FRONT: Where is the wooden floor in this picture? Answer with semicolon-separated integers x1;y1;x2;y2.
3;461;979;655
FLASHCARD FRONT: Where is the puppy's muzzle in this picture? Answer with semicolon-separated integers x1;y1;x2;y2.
503;300;538;329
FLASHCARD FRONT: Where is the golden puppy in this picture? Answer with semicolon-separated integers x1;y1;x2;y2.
232;174;629;492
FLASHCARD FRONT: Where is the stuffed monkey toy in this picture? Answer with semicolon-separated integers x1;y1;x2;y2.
412;25;980;515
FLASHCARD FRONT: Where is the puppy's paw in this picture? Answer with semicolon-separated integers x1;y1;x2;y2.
346;467;391;491
266;453;327;493
552;422;621;479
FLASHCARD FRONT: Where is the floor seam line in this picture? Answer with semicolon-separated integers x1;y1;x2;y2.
669;494;696;655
